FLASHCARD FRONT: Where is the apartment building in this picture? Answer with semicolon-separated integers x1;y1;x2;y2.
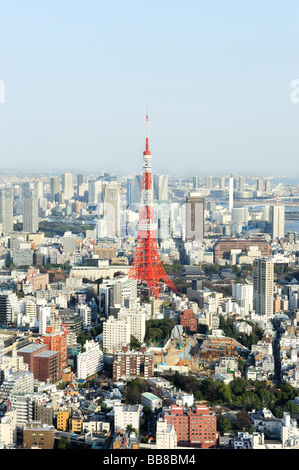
156;418;177;449
114;404;142;432
118;307;145;343
112;344;154;381
179;309;198;333
76;340;103;380
163;404;217;448
103;316;130;353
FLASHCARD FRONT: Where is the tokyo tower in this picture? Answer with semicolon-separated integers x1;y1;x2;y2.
128;111;178;299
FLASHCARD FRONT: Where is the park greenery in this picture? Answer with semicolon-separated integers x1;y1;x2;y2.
144;319;176;345
218;314;264;350
14;220;95;237
170;372;299;430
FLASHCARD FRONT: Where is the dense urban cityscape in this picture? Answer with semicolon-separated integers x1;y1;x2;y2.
0;114;299;452
0;0;298;461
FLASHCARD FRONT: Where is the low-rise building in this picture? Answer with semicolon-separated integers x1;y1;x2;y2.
156;418;177;449
114;404;142;433
23;421;54;449
141;392;162;411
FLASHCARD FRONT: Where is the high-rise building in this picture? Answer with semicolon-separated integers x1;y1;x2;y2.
257;178;264;192
0;292;20;325
62;173;74;200
185;194;204;241
270;203;285;240
231;207;248;225
127;178;134;205
229;177;234;212
264;180;271;194
102;181;121;237
153;174;168;201
238;175;245;192
0;188;13;233
253;258;274;316
205;176;212;189
88;180;102;204
219;176;225;190
23;188;38;233
50;176;60;201
193;176;200;190
76;174;84;195
132;174;143;204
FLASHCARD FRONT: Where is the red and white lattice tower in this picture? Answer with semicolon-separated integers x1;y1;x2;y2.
128;111;178;298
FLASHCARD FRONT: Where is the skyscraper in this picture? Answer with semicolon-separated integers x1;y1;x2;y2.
228;177;234;212
50;176;60;202
88;180;102;204
62;173;74;200
270;202;285;241
23;188;38;233
253;258;274;316
127;178;134;205
153;174;168;201
132;174;143;204
257;178;263;193
102;181;121;237
0;188;13;233
185;194;205;241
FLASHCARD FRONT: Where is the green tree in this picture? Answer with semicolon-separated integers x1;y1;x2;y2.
218;417;232;434
229;378;248;396
286;401;299;417
218;383;233;404
272;407;284;419
130;335;141;350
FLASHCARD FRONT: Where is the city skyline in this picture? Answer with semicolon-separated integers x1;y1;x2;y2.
0;1;298;176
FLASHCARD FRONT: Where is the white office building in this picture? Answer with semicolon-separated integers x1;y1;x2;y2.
62;172;74;200
77;304;92;329
114;404;142;432
0;408;17;446
38;306;52;335
9;392;35;428
0;188;13;234
103;316;130;354
270;204;285;241
76;340;103;380
118;307;145;343
156;418;177;449
232;283;254;313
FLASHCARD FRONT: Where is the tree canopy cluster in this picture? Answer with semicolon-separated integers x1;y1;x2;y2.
219;315;263;349
144;319;175;345
171;372;299;423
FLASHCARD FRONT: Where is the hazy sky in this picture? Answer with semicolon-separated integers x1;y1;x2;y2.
0;0;299;177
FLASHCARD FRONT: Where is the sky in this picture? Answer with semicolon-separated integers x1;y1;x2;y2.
0;0;299;178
